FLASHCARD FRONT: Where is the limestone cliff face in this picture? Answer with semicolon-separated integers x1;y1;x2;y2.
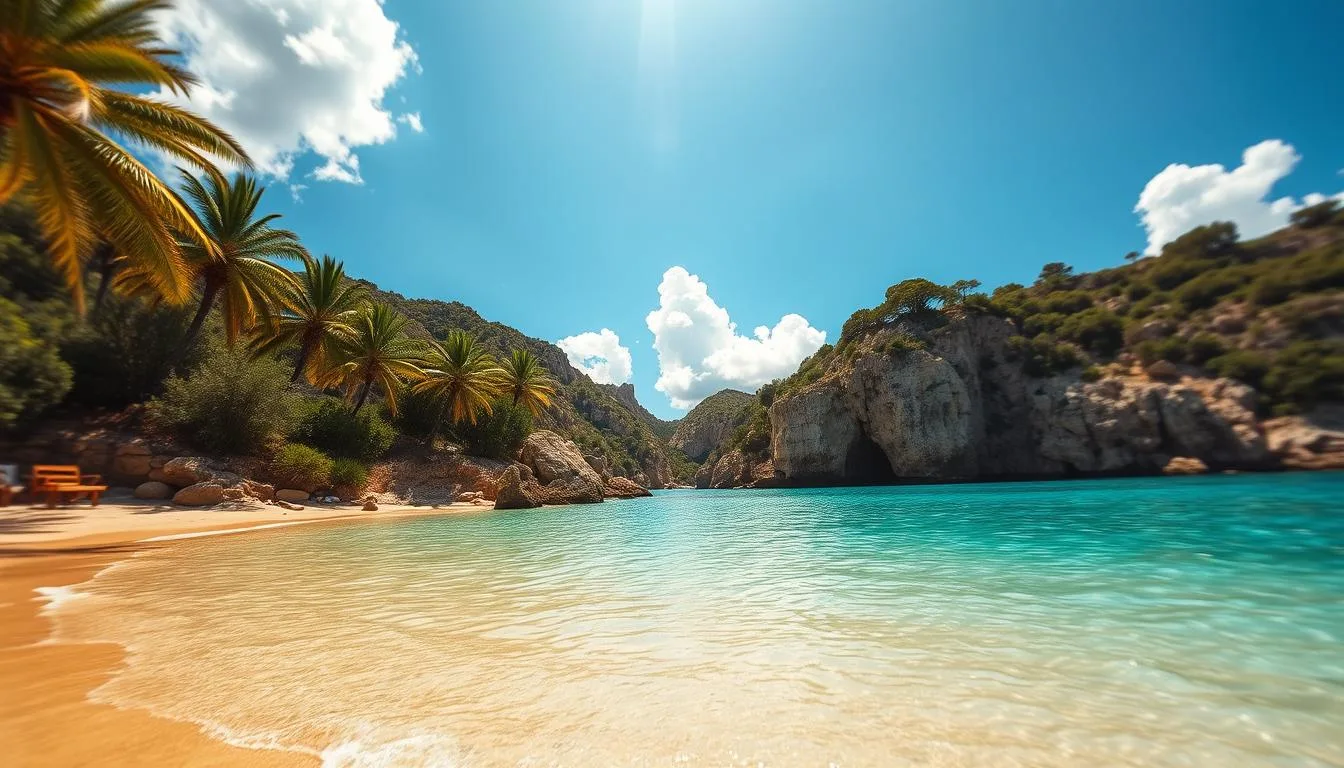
670;389;755;463
760;315;1283;484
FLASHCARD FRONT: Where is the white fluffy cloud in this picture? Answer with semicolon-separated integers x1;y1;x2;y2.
557;329;634;386
1135;140;1344;255
154;0;421;184
646;267;826;410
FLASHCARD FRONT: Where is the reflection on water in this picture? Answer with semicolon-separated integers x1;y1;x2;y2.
49;474;1344;766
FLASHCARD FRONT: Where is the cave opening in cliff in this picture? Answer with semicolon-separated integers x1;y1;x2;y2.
844;432;896;484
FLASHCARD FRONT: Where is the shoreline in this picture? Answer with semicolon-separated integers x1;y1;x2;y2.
0;500;492;767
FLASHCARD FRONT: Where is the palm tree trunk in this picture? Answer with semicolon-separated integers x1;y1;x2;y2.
290;336;316;384
352;379;372;414
170;281;220;371
183;282;219;347
90;243;116;313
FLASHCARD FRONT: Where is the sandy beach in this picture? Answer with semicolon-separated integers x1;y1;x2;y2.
0;498;491;767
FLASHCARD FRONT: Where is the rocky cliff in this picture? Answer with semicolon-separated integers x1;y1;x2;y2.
696;216;1343;486
670;389;755;462
761;315;1306;484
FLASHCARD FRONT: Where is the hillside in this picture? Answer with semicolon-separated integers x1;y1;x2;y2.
670;389;755;462
600;383;678;440
362;283;695;486
697;209;1344;487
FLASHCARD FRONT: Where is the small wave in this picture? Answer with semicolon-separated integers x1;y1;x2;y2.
34;584;87;616
321;734;462;768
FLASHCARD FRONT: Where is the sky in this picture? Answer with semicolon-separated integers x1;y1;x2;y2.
154;0;1344;418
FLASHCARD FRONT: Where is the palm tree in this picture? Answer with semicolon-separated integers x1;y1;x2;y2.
0;0;251;311
413;331;505;427
251;255;368;384
501;348;556;417
319;303;425;415
170;172;307;350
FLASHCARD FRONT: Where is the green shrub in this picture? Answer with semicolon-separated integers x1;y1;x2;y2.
1125;282;1152;301
0;297;72;431
1149;257;1215;291
1291;200;1340;228
1187;333;1228;365
1057;308;1125;357
1206;350;1270;388
1249;275;1295;306
1040;290;1094;314
1080;365;1104;382
329;458;370;492
1174;271;1246;311
1008;335;1083;377
393;386;445;439
882;333;926;357
270;444;334;491
62;295;204;407
1262;341;1344;411
1023;312;1067;337
455;400;533;459
293;398;395;461
148;345;298;454
1134;336;1188;365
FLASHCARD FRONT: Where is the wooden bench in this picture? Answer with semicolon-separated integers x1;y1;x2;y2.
29;465;108;508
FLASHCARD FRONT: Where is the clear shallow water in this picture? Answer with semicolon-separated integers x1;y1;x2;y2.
49;474;1344;767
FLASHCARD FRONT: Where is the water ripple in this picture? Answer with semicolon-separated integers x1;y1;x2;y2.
44;473;1344;767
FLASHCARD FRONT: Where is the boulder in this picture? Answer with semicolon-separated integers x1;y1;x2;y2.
582;452;611;479
112;442;153;478
275;500;304;511
363;500;379;511
1163;456;1209;475
173;482;227;506
1210;313;1246;334
493;465;542;510
1145;360;1181;380
133;481;174;500
604;476;653;499
150;457;244;488
519;431;605;504
275;489;309;503
1263;411;1344;469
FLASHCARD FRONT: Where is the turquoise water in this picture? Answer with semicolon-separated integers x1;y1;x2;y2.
54;474;1344;766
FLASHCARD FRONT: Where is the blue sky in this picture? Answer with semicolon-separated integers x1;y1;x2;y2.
164;0;1344;418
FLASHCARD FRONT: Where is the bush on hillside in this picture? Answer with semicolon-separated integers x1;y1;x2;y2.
1290;200;1340;228
62;295;204;407
1008;335;1083;377
1261;341;1344;413
1057;308;1125;357
1186;333;1228;365
148;345;298;455
270;444;334;491
1134;336;1189;365
392;386;445;440
293;398;395;462
0;297;72;432
1174;271;1247;311
329;458;370;493
1205;349;1270;388
454;400;532;459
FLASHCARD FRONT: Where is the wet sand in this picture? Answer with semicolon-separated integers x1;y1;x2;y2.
0;499;491;767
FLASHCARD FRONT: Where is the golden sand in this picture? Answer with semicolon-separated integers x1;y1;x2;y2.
0;499;488;767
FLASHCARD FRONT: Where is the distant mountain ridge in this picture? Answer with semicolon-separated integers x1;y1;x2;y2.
360;281;696;486
600;383;677;439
